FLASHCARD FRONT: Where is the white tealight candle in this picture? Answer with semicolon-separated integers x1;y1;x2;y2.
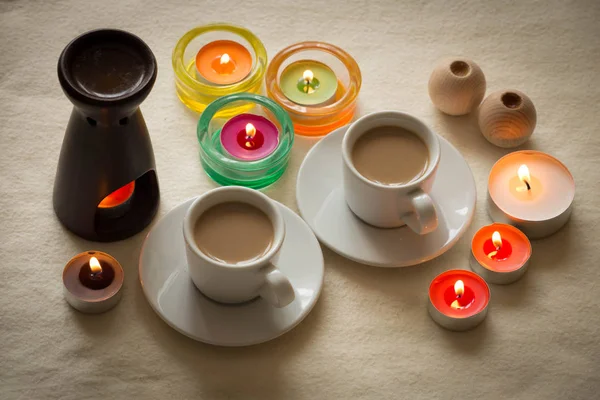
487;150;574;239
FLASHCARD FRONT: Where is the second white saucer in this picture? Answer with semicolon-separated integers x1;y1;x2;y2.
296;124;476;267
139;197;324;346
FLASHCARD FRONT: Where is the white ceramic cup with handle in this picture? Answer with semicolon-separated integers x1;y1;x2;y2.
182;186;295;307
342;111;441;234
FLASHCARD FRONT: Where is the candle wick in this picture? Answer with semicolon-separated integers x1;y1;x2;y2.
525;180;531;190
90;270;102;280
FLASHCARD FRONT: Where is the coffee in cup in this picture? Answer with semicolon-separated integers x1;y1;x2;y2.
352;125;430;186
193;202;274;265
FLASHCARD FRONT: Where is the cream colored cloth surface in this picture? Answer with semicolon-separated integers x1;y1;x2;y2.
1;1;599;399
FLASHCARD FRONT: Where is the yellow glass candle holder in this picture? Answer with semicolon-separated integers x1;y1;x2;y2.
266;41;361;136
172;23;267;117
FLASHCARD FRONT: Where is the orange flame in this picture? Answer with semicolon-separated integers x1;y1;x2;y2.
450;280;465;309
492;231;502;248
245;123;256;139
454;280;464;297
89;257;102;274
303;69;314;83
220;53;230;65
518;164;531;190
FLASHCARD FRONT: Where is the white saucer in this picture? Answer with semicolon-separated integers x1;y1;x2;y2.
139;198;324;346
296;125;476;267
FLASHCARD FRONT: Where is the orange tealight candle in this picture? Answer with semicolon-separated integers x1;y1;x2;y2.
470;223;531;284
195;40;252;85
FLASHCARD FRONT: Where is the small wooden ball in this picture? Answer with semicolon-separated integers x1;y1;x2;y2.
478;90;537;148
428;58;486;116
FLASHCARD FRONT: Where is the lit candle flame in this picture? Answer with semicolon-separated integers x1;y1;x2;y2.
245;123;256;139
450;280;465;309
244;123;256;149
454;280;464;297
89;257;102;274
220;53;230;65
492;231;502;248
487;231;502;258
303;69;314;84
302;70;315;94
518;164;531;191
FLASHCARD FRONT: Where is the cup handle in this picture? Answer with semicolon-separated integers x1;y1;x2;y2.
400;189;438;235
258;264;295;308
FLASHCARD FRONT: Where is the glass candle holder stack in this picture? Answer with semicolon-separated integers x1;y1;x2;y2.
197;93;294;189
266;41;362;136
173;23;267;117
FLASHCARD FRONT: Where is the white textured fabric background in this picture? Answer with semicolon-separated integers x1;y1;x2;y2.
1;1;599;399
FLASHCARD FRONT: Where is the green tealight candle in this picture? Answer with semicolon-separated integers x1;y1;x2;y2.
280;60;338;106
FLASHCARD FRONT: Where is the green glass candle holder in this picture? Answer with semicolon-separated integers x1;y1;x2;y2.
197;93;294;189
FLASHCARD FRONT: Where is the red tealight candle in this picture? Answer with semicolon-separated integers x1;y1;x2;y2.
97;181;135;218
98;181;135;208
428;270;490;331
470;223;531;284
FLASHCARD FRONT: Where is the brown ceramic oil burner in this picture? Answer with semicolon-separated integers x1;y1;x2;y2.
54;29;160;241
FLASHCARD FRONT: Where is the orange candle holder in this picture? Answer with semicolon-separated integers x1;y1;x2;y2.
266;42;362;136
172;23;267;117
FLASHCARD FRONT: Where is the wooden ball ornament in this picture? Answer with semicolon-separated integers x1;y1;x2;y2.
428;58;486;116
478;90;537;148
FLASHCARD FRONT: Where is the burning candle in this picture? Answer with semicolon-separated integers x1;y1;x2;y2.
470;223;531;284
195;40;252;85
279;60;338;106
97;181;135;218
63;251;124;314
488;151;575;239
78;256;116;290
428;270;490;331
220;114;279;161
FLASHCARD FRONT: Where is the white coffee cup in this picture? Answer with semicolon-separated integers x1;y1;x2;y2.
182;186;295;307
342;111;440;234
